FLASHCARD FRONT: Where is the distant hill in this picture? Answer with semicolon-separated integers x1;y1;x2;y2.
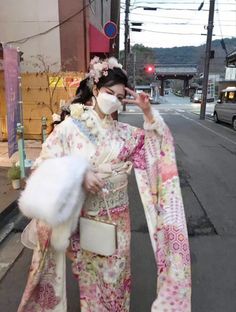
125;38;236;85
153;37;236;74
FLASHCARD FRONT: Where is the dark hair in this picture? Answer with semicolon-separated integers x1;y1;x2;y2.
96;67;128;90
49;109;70;134
71;78;93;104
71;67;128;105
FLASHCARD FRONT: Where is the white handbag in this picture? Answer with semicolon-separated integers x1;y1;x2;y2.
79;188;118;257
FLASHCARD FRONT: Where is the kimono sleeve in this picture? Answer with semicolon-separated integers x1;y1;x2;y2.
117;123;146;170
31;125;66;170
141;110;192;311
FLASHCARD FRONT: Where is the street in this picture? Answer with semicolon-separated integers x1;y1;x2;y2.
0;95;236;311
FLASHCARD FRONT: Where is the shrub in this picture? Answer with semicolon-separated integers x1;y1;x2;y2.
7;164;21;180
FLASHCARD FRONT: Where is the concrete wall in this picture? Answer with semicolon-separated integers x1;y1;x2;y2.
0;0;61;72
58;0;89;72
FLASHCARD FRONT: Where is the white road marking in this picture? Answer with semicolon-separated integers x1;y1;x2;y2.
120;109;236;145
188;111;236;135
180;114;236;146
119;112;143;115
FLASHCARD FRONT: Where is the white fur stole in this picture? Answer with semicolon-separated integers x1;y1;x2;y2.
19;155;88;251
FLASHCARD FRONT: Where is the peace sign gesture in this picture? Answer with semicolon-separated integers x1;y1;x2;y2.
122;87;155;123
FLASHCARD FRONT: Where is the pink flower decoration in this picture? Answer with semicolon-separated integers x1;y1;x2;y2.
103;70;108;76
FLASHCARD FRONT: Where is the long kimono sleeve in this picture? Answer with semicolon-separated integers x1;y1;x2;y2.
18;125;68;312
18;121;84;312
133;110;191;312
31;125;66;169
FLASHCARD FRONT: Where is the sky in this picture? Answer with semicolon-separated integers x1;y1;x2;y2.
119;0;236;49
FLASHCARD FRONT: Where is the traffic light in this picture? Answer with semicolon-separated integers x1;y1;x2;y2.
145;65;155;73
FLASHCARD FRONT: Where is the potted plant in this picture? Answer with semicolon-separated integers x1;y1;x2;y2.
7;163;21;190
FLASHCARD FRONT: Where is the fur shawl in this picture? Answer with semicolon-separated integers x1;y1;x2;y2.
19;155;88;250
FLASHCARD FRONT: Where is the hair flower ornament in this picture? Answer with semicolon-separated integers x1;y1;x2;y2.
86;118;94;129
52;113;61;122
80;111;90;121
86;56;123;87
70;104;85;119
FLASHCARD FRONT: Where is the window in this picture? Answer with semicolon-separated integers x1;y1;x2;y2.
229;92;235;100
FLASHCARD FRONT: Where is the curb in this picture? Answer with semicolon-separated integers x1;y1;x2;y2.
0;199;18;245
0;198;29;245
0;199;19;230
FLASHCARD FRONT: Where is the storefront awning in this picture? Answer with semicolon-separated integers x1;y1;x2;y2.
89;24;110;53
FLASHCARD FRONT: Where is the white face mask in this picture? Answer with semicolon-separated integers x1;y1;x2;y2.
96;92;122;115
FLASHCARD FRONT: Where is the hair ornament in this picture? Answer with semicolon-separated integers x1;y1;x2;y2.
86;56;123;88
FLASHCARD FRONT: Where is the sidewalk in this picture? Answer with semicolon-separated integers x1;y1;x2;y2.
0;140;41;227
0;140;41;167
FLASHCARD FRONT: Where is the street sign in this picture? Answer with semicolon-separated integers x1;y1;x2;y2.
103;21;117;39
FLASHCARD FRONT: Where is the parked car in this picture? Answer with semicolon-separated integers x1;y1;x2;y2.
190;85;215;103
135;85;160;104
214;86;236;130
190;89;202;103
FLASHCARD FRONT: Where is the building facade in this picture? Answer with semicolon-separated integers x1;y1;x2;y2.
0;0;120;72
218;49;236;94
0;1;121;140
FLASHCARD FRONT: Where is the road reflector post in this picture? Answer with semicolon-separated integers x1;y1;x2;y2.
17;122;26;179
41;117;47;143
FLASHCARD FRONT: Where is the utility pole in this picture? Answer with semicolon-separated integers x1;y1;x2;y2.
200;0;216;120
123;0;130;111
124;0;130;70
133;52;136;87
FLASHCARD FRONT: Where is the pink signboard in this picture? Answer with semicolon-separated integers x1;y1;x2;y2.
3;47;20;157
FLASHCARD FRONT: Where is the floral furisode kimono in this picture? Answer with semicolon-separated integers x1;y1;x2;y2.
18;106;191;312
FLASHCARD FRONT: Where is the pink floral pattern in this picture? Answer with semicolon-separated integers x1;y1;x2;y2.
117;126;146;169
18;109;191;311
34;283;60;309
70;208;131;312
17;221;64;312
135;117;191;311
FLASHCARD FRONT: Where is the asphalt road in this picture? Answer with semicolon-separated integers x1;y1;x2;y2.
1;96;236;311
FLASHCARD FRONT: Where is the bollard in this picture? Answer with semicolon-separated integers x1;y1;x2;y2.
41;116;47;143
17;122;26;179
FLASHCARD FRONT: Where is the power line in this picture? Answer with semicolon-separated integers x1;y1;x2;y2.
216;0;229;54
6;0;95;44
127;0;236;5
127;11;236;22
130;6;236;12
126;21;236;26
127;27;225;36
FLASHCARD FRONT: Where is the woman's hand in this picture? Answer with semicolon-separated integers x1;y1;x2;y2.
83;170;104;194
122;88;155;123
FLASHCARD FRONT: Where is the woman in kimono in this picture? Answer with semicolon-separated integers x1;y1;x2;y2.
18;57;191;312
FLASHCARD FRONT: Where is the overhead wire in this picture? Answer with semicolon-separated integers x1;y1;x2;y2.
130;6;236;12
128;0;236;4
6;0;95;44
125;21;236;27
121;0;236;49
215;0;230;54
126;11;236;22
120;26;221;36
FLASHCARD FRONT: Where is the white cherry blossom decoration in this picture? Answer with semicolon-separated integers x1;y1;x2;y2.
70;104;85;119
